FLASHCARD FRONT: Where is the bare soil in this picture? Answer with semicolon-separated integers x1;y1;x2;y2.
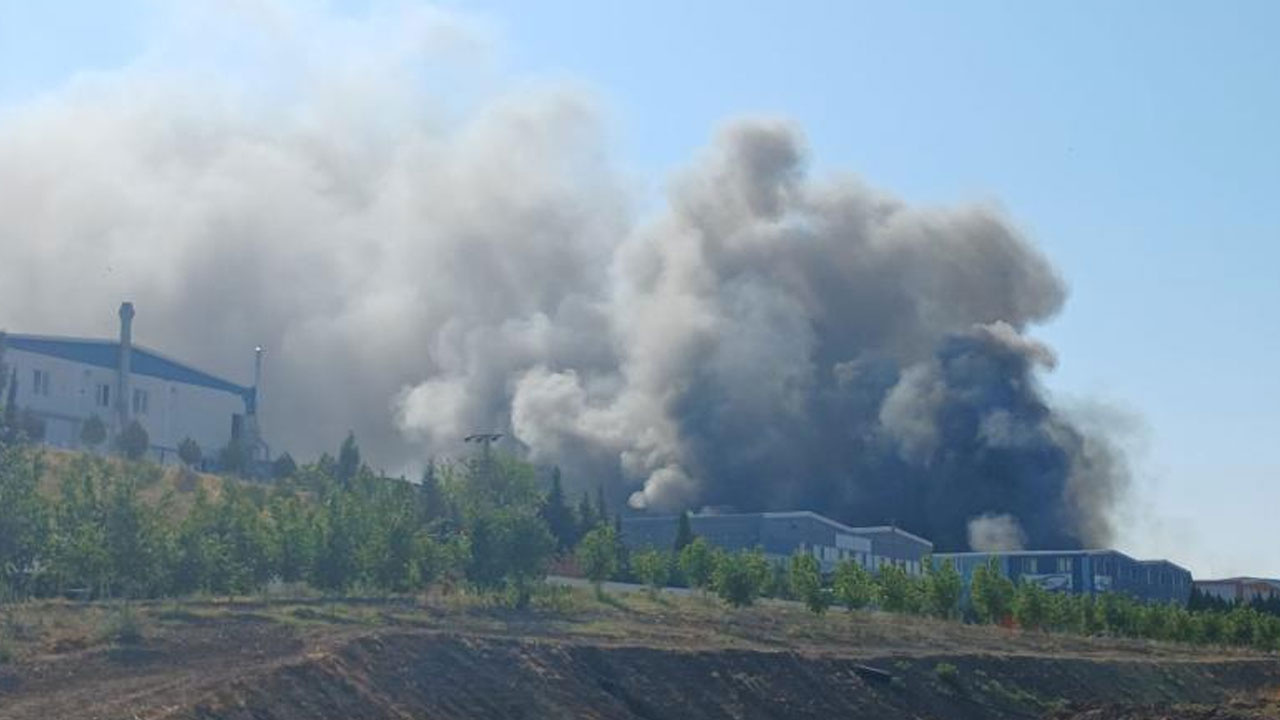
1;592;1277;720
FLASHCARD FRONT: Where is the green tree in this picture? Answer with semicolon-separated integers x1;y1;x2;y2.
673;511;695;552
970;558;1016;625
272;452;297;479
789;552;829;614
1013;581;1050;631
925;558;964;619
833;559;877;611
19;409;46;444
540;467;578;552
177;437;202;467
713;548;768;608
0;444;49;598
632;548;670;596
577;525;619;597
116;420;149;461
877;564;917;613
337;432;361;486
80;415;107;450
679;537;716;593
576;491;596;535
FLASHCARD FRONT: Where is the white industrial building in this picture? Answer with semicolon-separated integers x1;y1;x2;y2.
0;302;265;465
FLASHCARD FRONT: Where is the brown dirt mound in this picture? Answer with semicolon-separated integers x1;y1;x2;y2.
180;634;1280;720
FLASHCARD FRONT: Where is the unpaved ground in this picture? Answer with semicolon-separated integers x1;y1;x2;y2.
1;592;1278;719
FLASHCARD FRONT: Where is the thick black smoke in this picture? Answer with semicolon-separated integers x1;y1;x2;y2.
0;4;1126;551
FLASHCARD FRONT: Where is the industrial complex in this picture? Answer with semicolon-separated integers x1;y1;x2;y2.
621;511;933;575
0;303;266;466
0;303;1263;609
932;550;1193;605
622;510;1198;605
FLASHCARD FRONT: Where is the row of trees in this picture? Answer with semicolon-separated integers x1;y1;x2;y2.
577;538;1280;653
4;419;1280;653
0;438;558;607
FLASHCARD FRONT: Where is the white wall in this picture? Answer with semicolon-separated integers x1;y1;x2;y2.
4;347;246;460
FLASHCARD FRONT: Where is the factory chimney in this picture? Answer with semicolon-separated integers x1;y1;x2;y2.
116;302;135;431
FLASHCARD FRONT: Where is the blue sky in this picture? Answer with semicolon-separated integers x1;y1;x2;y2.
2;0;1278;576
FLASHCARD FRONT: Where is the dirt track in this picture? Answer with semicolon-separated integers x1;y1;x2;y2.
1;594;1278;719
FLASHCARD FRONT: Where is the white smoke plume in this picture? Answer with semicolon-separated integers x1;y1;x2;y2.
967;513;1029;552
0;2;1126;549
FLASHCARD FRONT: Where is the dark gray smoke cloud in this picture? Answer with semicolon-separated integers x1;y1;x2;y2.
0;3;1126;550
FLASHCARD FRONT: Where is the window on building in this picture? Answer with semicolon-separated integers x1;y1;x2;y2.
132;389;149;415
1056;557;1072;573
96;383;111;408
1022;558;1036;574
32;368;50;396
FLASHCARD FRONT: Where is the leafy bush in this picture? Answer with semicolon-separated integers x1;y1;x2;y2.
833;559;877;611
925;558;963;619
789;551;828;614
103;604;144;645
632;549;670;596
577;525;619;596
679;537;715;593
79;415;107;449
876;564;921;614
713;548;769;608
177;437;202;467
970;558;1015;624
116;420;149;461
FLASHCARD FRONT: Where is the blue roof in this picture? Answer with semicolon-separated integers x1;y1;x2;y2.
2;334;254;405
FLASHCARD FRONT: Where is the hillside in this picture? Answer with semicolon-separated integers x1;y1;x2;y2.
2;590;1279;720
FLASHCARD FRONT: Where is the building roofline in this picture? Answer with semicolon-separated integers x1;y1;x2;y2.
935;549;1191;573
3;332;253;400
846;524;934;547
1195;577;1280;585
625;510;933;548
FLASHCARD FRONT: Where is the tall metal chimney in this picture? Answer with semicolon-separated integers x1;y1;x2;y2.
117;302;135;430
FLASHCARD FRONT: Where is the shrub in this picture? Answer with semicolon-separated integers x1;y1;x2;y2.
116;420;149;461
577;526;619;597
934;662;960;686
632;549;670;596
177;437;202;467
713;548;768;608
876;564;919;614
925;558;963;619
789;551;828;614
103;604;144;645
970;558;1015;624
80;414;107;449
833;560;877;611
679;537;715;593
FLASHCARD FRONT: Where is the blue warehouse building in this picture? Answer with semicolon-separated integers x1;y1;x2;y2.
934;550;1193;605
620;511;933;575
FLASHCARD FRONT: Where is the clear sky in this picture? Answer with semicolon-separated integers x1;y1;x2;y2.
2;0;1277;577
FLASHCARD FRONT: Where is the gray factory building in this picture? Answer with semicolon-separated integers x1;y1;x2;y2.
933;550;1193;605
620;511;933;575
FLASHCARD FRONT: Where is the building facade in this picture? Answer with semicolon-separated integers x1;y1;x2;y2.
620;511;934;575
0;303;264;464
1194;577;1280;604
934;550;1193;605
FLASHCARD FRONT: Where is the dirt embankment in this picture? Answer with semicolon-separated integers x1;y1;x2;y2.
180;634;1280;720
3;596;1280;719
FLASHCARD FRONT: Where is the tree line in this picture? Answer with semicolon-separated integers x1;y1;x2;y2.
573;525;1280;653
0;435;560;608
2;426;1279;653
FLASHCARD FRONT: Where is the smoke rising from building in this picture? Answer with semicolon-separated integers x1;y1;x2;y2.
0;3;1127;551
